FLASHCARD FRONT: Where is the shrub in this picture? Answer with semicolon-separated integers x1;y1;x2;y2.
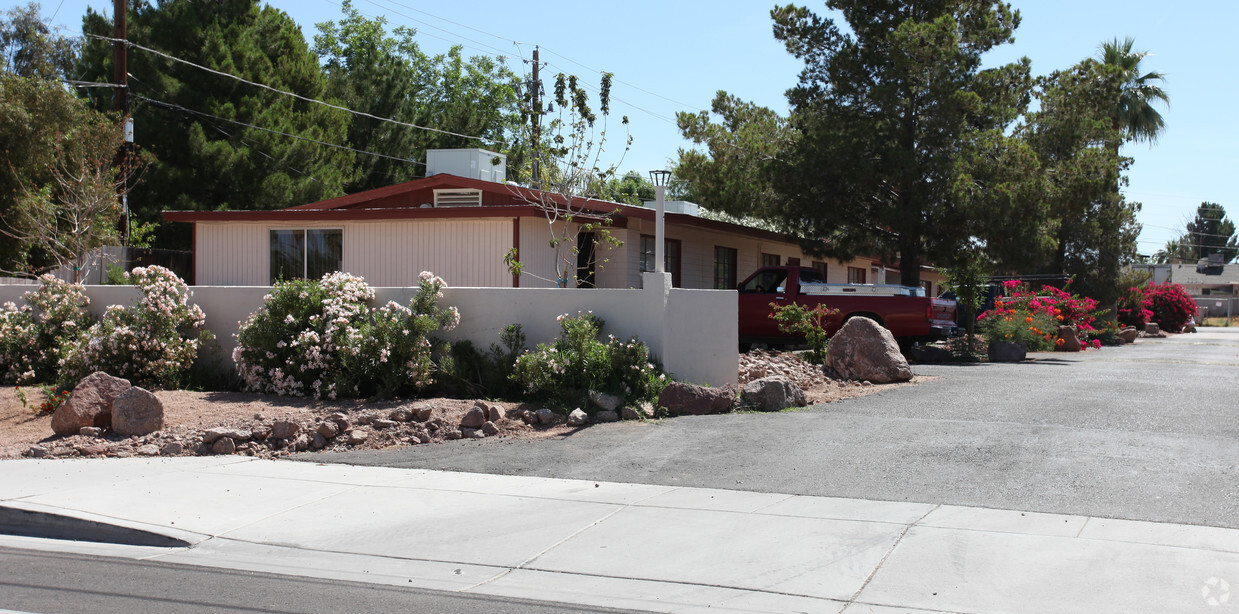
1116;285;1154;329
976;280;1103;351
0;275;93;385
234;271;458;399
436;324;527;399
1143;282;1196;332
769;302;837;364
59;266;208;389
511;311;666;407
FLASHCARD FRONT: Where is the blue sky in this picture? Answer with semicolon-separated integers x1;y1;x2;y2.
20;0;1237;257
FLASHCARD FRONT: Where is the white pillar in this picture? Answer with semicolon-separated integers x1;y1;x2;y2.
654;185;666;273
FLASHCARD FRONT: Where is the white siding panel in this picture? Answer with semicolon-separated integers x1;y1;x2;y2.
517;217;562;288
345;220;512;287
196;223;267;285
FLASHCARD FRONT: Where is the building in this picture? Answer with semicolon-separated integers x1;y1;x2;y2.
164;149;944;293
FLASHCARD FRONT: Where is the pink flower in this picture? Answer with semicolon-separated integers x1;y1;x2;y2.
1091;339;1101;349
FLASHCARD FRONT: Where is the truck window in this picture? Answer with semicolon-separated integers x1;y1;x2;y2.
739;269;787;294
799;269;825;284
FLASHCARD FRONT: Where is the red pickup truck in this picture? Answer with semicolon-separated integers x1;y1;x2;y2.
737;266;958;350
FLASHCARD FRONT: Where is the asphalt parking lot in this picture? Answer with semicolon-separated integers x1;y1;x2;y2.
315;328;1239;528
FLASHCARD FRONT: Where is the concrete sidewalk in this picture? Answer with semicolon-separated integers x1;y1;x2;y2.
1;457;1236;613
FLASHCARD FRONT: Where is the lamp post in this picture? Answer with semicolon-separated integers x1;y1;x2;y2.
649;170;671;273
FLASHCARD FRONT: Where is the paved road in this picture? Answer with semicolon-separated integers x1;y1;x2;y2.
314;328;1239;528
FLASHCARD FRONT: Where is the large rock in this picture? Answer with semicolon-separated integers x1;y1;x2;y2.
740;376;807;412
657;382;735;416
567;408;589;426
589;391;622;412
111;387;164;437
461;404;487;428
1117;327;1139;344
51;372;131;436
1145;322;1162;335
1056;325;1081;352
825;318;913;383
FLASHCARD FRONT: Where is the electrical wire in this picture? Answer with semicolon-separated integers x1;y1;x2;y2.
84;33;508;147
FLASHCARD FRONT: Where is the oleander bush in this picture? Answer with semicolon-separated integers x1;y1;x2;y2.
234;271;459;399
0;275;93;385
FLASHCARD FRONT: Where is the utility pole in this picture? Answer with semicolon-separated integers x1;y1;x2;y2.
113;0;130;247
530;46;541;189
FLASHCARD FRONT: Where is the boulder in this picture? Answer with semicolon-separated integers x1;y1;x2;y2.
657;382;735;416
825;318;913;383
595;410;619;423
987;341;1027;362
461;405;487;428
51;372;131;436
535;408;557;425
212;437;236;455
486;404;504;423
567;408;589;426
271;420;300;440
346;429;370;445
589;391;622;412
388;408;413;422
1145;322;1161;335
1117;327;1139;344
202;427;251;444
111;387;164;437
160;441;184;456
481;421;500;436
316;421;339;439
1056;325;1081;352
740;376;807;412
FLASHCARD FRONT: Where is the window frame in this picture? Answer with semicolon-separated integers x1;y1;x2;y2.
847;266;867;284
269;227;343;285
640;234;683;287
713;246;738;290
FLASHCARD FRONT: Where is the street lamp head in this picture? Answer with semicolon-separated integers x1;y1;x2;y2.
649;170;671;187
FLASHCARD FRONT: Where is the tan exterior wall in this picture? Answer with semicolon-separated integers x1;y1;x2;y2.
196;219;514;287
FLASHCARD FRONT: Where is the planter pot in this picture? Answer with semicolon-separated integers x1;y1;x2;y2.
987;341;1027;362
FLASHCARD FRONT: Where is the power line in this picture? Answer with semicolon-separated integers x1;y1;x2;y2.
84;33;508;147
132;94;424;166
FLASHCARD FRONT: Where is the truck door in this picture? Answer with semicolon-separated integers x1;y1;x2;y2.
738;268;791;340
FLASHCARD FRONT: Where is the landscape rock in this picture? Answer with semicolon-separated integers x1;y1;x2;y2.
481;421;499;436
621;406;641;421
908;344;953;363
212;437;236;455
415;407;434;422
1145;322;1161;335
740;375;807;412
202;427;251;444
271;420;300;440
388;408;412;422
444;428;462;440
51;372;131;436
293;434;310;452
27;445;48;458
111;387;164;437
317;421;339;439
825;318;913;383
161;442;184;456
371;419;398;430
595;410;619;423
467;428;486;439
1117;327;1139;344
346;429;370;445
521;409;536;424
78;427;102;437
78;444;109;456
311;433;327;450
486;404;504;422
589;391;622;412
1056;325;1082;352
137;444;160;456
657;382;736;416
567;408;589;426
461;405;487;428
536;408;557;425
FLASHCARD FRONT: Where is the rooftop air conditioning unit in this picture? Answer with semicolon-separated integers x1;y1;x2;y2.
426;149;507;183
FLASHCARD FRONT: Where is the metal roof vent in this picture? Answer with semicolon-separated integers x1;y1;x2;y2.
433;189;482;207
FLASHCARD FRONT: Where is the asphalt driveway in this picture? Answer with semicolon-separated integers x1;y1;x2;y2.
312;328;1239;529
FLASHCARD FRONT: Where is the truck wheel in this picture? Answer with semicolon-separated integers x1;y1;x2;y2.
739;342;753;353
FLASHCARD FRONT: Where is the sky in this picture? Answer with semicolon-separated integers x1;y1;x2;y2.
16;0;1238;258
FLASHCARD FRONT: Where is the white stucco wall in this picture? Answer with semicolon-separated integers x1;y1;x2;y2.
0;274;737;388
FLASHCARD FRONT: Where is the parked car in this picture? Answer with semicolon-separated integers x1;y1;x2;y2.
737;266;958;350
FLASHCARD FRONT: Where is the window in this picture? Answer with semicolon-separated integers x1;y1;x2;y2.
920;280;933;296
577;232;596;288
714;246;737;289
740;269;787;294
761;253;780;267
786;257;801;267
270;229;342;284
811;261;828;281
640;235;682;287
847;266;866;284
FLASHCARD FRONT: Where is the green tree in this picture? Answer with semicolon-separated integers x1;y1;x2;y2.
675;91;792;219
599;170;654;206
1152;236;1193;264
1178;202;1238;263
1;2;76;79
75;0;357;250
766;1;1030;287
313;1;523;192
1099;37;1168;145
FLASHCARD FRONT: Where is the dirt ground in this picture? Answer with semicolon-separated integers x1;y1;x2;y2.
1;350;898;459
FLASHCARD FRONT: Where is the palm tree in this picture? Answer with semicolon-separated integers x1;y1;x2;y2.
1099;37;1169;145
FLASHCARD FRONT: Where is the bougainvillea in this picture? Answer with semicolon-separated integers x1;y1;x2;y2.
1116;285;1155;329
977;280;1104;351
1142;283;1196;332
234;271;459;399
